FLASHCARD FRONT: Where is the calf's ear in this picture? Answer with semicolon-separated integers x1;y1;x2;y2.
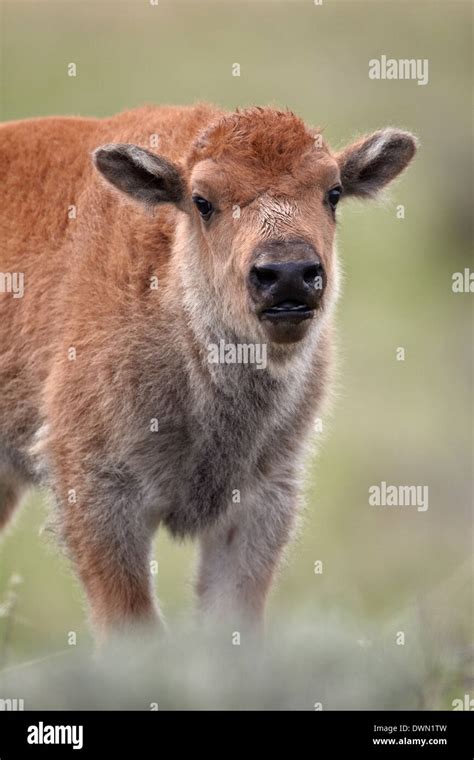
92;144;186;207
336;129;417;199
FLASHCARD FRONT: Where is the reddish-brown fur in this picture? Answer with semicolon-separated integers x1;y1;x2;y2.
0;104;416;638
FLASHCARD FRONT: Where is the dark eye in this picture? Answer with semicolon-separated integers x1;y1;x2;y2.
327;186;343;210
192;195;214;220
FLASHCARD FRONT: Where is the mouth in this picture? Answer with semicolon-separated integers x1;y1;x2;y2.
260;300;315;322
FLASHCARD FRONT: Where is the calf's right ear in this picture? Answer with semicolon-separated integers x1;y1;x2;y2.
92;144;186;208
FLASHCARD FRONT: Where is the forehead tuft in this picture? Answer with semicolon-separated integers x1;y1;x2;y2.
187;108;326;172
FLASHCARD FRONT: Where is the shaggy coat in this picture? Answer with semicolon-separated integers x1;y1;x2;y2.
0;104;416;636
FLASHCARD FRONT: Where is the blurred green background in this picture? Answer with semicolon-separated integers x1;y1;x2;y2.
0;0;472;708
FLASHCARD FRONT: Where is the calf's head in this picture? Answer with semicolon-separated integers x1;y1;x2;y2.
94;109;416;346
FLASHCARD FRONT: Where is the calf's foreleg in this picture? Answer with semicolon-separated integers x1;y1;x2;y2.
196;478;297;639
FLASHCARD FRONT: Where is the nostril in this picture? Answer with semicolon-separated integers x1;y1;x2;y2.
251;265;279;288
250;260;325;294
303;263;324;287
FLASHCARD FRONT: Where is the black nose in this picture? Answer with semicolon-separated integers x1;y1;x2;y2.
250;260;325;301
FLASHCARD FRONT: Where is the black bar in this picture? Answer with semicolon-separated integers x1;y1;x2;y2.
0;711;472;757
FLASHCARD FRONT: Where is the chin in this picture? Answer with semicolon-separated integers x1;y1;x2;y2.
259;312;315;344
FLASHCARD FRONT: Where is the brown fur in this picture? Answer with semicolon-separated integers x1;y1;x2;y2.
0;104;416;638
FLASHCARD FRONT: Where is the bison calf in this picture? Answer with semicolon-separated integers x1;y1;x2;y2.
0;105;416;638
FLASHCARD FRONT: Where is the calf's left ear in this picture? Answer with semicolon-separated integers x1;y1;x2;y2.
92;143;185;207
336;129;417;199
